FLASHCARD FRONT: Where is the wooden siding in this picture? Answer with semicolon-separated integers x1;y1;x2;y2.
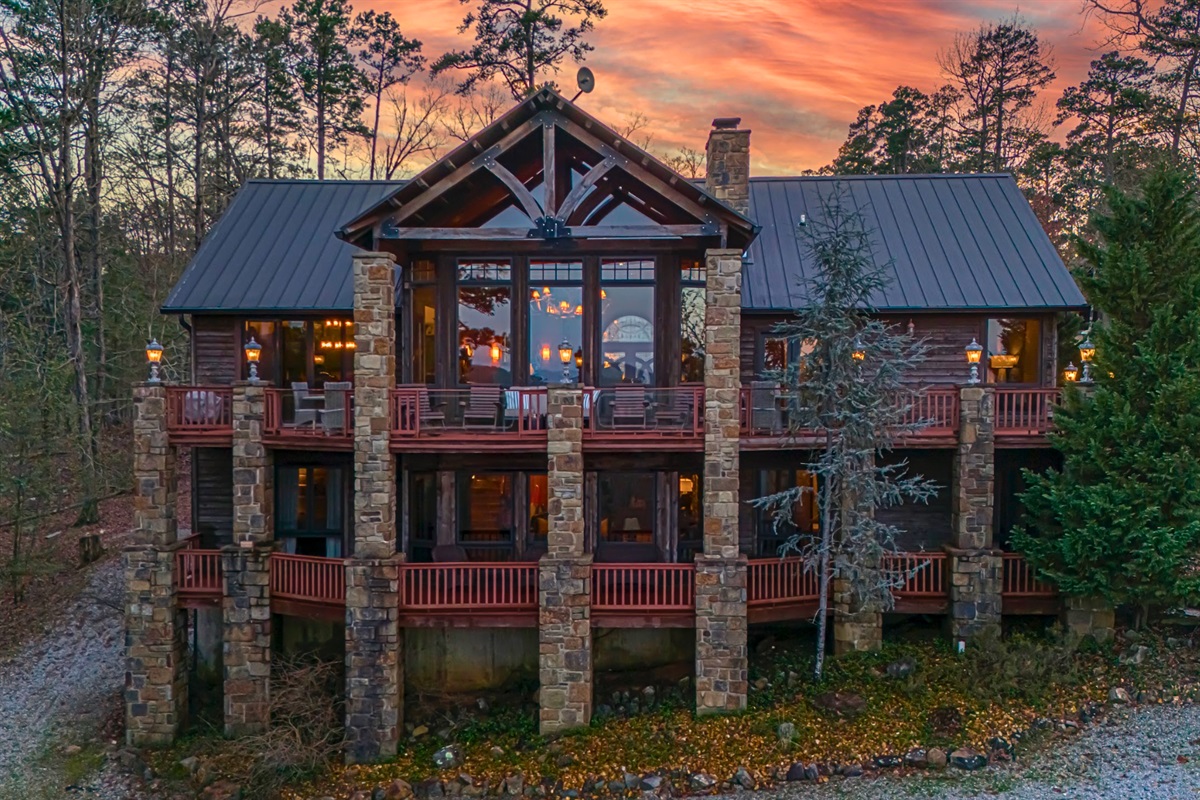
877;449;953;551
191;315;239;385
193;447;233;546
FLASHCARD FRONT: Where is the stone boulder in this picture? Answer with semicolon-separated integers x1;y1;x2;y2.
949;748;987;771
811;691;866;720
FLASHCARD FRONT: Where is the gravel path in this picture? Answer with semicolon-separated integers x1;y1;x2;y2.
0;558;126;793
730;703;1200;799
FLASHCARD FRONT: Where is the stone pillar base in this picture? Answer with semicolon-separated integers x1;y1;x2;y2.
222;545;272;737
345;556;403;764
124;545;188;746
948;548;1002;640
538;555;592;734
1061;596;1115;643
833;574;882;655
695;555;748;714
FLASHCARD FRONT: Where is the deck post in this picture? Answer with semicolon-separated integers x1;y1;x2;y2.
345;250;403;763
539;385;593;734
948;385;1001;640
125;383;188;746
695;248;748;715
223;381;274;736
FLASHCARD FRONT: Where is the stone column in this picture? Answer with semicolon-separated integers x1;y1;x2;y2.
1061;596;1115;643
345;250;402;763
695;249;748;715
539;385;592;734
948;386;1001;640
832;573;883;654
223;382;273;736
125;383;188;746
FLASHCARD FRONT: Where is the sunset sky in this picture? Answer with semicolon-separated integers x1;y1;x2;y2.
387;0;1110;174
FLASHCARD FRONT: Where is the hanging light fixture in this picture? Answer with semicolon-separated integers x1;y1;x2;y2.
244;336;262;382
558;339;573;382
965;339;983;385
145;339;164;383
1078;336;1095;384
1063;362;1079;383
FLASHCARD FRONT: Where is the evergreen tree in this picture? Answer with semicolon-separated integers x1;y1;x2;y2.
753;185;937;679
1013;165;1200;626
250;17;305;180
432;0;607;99
352;10;423;181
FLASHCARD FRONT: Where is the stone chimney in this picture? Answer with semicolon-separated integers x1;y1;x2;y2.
705;117;750;216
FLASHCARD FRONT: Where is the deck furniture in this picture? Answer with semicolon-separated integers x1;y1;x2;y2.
319;381;351;434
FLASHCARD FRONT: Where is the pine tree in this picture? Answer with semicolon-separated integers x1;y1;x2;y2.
1013;165;1200;626
753;185;937;680
352;10;423;181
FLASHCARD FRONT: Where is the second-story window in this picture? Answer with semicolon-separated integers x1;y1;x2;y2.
457;259;512;386
411;260;437;385
276;465;345;557
681;259;706;383
986;318;1041;384
600;258;655;385
529;260;583;384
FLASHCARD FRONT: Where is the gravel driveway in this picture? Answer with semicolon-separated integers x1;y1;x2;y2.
728;703;1200;799
0;559;125;792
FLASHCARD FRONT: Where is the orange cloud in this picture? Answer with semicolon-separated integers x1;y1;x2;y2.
377;0;1111;173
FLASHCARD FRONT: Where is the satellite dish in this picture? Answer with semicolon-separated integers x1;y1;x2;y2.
572;67;595;101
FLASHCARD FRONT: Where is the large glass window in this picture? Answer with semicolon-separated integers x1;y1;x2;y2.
681;259;705;383
246;319;353;388
678;472;702;561
600;258;655;385
986;318;1041;384
313;319;353;383
529;260;584;384
457;259;512;386
598;472;655;544
277;465;345;556
243;321;277;382
458;472;515;546
408;471;436;562
411;260;436;385
282;320;308;387
527;473;549;545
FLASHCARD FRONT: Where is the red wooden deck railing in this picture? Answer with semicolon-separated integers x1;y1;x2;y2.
995;388;1059;435
591;564;695;612
740;386;960;438
165;386;233;440
175;547;223;602
582;386;704;440
269;553;346;606
747;558;822;607
899;388;960;434
391;386;547;439
398;562;538;611
884;552;948;597
1002;553;1056;597
264;388;354;440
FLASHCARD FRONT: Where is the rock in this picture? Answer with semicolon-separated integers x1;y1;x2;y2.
812;691;866;719
639;775;662;791
642;686;656;701
885;656;917;679
987;737;1014;757
949;748;987;771
194;762;215;787
476;697;489;712
385;779;414;800
1109;686;1132;704
786;671;800;689
623;772;640;790
689;772;717;790
412;725;429;738
555;754;575;767
179;756;199;775
784;762;807;781
777;721;796;743
502;773;524;796
433;745;463;770
927;748;948;769
351;792;372;800
873;755;902;769
732;767;754;789
489;746;505;758
200;781;242;800
607;781;625;794
115;749;146;775
752;677;769;691
1120;645;1150;666
904;748;928;768
63;744;83;756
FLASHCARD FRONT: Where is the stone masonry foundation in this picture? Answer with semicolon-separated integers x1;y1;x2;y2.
949;386;1000;639
832;574;883;654
345;558;402;763
1061;596;1115;643
694;555;748;712
125;383;187;746
222;545;272;736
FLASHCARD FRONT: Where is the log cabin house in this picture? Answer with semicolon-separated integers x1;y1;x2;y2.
125;88;1090;758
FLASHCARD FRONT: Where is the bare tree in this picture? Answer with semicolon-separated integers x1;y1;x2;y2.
379;79;450;179
442;79;507;142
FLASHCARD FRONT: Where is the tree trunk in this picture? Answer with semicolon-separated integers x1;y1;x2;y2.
813;475;834;682
84;93;107;406
369;74;382;180
1170;52;1198;156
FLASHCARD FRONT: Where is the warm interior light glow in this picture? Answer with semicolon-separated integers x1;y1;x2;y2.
145;341;164;364
574;348;583;368
1063;362;1079;382
541;344;551;363
679;476;694;494
965;339;983;364
244;337;261;363
490;342;501;363
558;341;573;364
990;353;1019;370
1079;339;1096;363
574;304;583;316
852;349;865;362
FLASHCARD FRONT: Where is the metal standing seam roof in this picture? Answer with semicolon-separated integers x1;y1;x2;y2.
162;180;404;313
162;173;1085;315
743;173;1086;313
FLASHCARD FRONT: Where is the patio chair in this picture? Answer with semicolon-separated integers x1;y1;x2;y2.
291;382;318;427
183;389;223;425
610;387;649;428
653;389;695;432
463;385;502;428
416;388;446;431
319;381;351;434
749;380;781;433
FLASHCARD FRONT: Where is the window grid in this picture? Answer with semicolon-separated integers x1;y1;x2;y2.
530;260;583;282
601;258;655;282
457;259;512;283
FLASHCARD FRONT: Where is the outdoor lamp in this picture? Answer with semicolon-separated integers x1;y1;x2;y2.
490;342;502;364
852;339;866;362
574;348;583;369
244;336;262;382
1063;362;1079;383
145;339;164;383
1078;337;1095;384
558;339;573;382
965;338;983;385
541;344;551;363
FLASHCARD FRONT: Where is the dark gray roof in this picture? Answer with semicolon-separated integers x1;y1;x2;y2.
163;180;403;313
743;173;1086;313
